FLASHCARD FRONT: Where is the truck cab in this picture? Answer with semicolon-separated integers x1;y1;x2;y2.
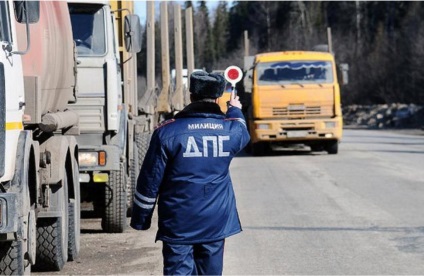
244;51;343;155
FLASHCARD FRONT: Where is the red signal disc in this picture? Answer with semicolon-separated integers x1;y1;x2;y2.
224;65;242;85
228;68;239;80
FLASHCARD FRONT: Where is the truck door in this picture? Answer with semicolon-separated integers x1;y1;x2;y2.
0;2;10;178
0;62;4;178
0;1;25;181
68;3;121;133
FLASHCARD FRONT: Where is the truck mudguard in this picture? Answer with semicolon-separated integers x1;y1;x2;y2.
40;136;76;186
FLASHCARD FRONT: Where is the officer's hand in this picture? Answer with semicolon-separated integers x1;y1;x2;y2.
228;90;242;109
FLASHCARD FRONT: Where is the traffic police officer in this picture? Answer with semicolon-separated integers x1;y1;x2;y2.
131;70;250;275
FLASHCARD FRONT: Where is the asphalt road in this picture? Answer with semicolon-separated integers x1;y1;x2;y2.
37;129;424;275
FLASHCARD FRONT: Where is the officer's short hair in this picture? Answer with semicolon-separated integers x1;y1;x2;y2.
189;71;226;99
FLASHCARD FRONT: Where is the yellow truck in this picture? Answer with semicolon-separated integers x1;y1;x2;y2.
243;51;344;155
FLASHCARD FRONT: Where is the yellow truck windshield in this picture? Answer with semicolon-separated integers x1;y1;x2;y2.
256;61;333;85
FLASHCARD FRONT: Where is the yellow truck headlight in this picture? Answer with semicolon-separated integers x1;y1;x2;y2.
79;151;107;167
256;123;270;130
325;122;336;129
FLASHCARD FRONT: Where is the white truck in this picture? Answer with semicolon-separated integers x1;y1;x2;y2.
0;1;81;274
67;0;141;233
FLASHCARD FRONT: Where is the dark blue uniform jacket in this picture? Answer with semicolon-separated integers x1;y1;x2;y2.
130;102;250;244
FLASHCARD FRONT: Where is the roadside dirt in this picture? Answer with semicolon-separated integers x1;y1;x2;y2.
34;215;163;275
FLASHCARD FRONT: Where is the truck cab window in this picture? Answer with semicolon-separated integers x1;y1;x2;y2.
69;4;106;56
0;2;12;43
257;61;333;85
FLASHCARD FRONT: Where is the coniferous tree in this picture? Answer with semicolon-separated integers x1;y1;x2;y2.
193;1;214;70
212;1;229;64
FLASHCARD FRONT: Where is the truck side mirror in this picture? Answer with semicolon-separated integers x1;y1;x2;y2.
339;63;349;85
124;14;142;53
243;56;255;93
14;1;40;24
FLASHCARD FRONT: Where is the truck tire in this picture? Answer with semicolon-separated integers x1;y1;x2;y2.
0;132;36;274
68;159;80;261
34;180;68;271
325;141;339;154
251;142;267;156
310;144;324;152
127;142;139;215
127;132;151;214
0;240;27;275
136;132;152;170
102;163;127;233
34;218;67;271
67;200;80;261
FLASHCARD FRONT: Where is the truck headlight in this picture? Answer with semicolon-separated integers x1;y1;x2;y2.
325;122;336;129
79;151;106;167
256;123;270;130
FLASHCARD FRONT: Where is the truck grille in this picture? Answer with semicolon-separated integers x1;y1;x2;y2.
70;98;106;132
0;63;5;178
273;106;321;116
272;105;333;118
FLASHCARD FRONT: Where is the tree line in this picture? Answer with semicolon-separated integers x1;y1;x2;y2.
137;1;424;105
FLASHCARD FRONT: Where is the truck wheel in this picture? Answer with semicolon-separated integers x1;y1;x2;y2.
127;142;139;215
102;163;127;233
310;144;324;152
136;132;152;170
0;211;34;275
128;132;151;214
0;240;27;275
251;142;267;156
0;150;35;275
325;141;339;154
34;181;69;271
68;160;80;261
67;200;80;261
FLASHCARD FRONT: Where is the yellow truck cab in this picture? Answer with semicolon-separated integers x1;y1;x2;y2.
244;51;343;155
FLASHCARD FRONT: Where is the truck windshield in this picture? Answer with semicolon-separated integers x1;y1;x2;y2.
69;4;106;56
256;61;333;85
0;1;12;43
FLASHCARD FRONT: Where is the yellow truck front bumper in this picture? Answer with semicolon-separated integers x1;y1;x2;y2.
250;117;343;144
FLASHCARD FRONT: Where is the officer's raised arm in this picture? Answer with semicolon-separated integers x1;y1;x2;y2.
228;90;242;109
